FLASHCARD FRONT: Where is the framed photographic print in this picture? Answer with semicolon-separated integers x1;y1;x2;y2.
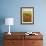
21;7;34;24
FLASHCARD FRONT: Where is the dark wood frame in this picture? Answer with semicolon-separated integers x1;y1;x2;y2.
20;7;34;24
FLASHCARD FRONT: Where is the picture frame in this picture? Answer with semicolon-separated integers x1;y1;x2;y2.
21;7;34;24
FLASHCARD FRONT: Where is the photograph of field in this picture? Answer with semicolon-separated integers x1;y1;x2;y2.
23;11;32;22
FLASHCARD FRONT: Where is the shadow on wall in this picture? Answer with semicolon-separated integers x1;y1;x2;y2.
0;16;5;46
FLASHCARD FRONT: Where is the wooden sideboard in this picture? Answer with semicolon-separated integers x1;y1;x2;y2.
4;32;43;46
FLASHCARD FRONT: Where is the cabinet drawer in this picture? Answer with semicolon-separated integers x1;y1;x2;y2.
4;40;24;46
25;35;43;40
24;40;43;46
4;40;16;46
32;40;43;46
4;35;24;40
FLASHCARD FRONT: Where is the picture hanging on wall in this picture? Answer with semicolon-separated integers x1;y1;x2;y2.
21;7;34;24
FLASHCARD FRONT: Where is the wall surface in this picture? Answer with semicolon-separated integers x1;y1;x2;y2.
0;0;46;32
0;0;46;46
0;0;45;32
